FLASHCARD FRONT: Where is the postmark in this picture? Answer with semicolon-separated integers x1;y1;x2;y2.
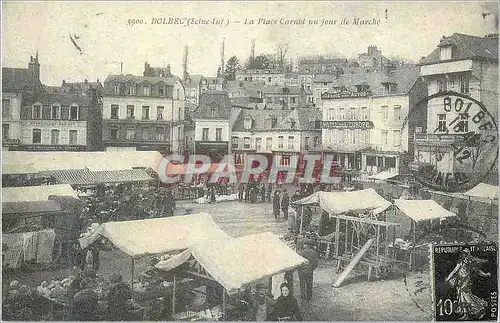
431;243;498;321
403;91;498;193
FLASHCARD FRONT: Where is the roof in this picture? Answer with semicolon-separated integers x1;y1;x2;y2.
463;183;498;200
293;188;392;215
237;69;285;75
420;33;499;65
52;169;154;185
313;74;337;83
183;75;205;88
192;91;232;119
157;232;307;292
232;108;320;132
2;164;38;175
2;200;63;215
2;67;41;92
78;212;230;257
394;199;457;222
104;74;179;86
23;92;91;106
2;184;79;202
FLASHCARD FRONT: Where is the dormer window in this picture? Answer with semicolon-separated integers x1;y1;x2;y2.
270;114;277;128
355;84;370;92
382;82;397;94
128;85;135;95
113;84;119;95
243;116;253;130
440;46;452;60
290;119;296;129
211;107;216;117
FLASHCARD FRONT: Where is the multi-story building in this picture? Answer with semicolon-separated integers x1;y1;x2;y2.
231;108;322;169
191;91;235;162
2;54;43;150
101;73;185;154
321;66;427;173
206;77;225;91
312;74;337;106
235;69;286;86
183;75;207;109
357;45;395;73
414;33;498;175
244;85;308;110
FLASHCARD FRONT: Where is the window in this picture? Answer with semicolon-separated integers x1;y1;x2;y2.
113;84;119;95
339;108;345;120
438;79;447;92
381;130;388;145
382;105;388;120
328;108;334;120
42;106;51;119
351;130;356;144
128;86;135;95
393;130;401;146
339;129;345;143
142;127;150;140
291;97;296;104
2;99;11;119
61;106;69;120
288;136;295;150
458;113;469;133
440;46;452;60
50;105;60;119
143;86;150;96
349;107;356;120
126;105;135;119
176;89;180;100
243;137;251;149
278;136;284;149
159;87;164;96
178;107;182;120
361;107;368;120
313;136;319;147
202;128;209;140
438;114;447;132
156;127;165;141
50;129;60;145
70;106;79;120
142;106;150;120
126;128;135;140
281;155;290;166
394;105;401;121
459;75;469;94
362;130;370;143
2;124;9;139
215;128;222;141
111;105;119;119
69;130;78;145
231;136;239;149
266;137;273;151
305;137;309;150
256;137;262;150
110;128;118;140
157;106;164;120
211;108;216;118
32;129;41;143
32;105;41;119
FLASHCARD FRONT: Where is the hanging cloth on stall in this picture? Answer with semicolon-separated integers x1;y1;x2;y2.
271;273;286;300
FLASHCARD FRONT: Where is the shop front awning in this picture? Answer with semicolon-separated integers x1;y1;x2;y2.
51;169;154;185
394;199;457;222
78;212;230;257
368;171;399;181
156;232;308;293
321;143;371;153
2;184;79;203
463;183;498;200
293;188;392;215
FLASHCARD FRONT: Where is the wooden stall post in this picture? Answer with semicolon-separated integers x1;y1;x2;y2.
222;287;227;321
130;257;135;289
172;275;176;317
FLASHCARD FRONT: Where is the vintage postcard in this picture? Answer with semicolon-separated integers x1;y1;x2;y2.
1;1;498;321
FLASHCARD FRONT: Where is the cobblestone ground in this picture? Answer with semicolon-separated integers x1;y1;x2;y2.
5;199;432;320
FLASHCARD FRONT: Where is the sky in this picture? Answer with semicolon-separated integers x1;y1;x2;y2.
2;1;498;86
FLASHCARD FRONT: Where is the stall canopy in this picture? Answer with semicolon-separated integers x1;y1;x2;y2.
394;199;457;222
2;184;79;203
463;183;498;200
78;212;230;257
2;200;64;215
51;169;154;185
367;171;399;181
2;164;38;175
156;232;308;293
293;188;392;215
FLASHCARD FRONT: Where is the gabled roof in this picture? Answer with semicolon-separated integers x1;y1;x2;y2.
183;75;205;88
232;108;320;132
420;33;499;65
23;92;91;106
2;67;41;92
104;74;179;86
192;91;232;120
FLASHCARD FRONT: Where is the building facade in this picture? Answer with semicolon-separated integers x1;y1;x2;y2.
101;74;185;154
415;33;498;175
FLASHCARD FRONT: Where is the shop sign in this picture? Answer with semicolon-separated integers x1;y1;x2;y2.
321;89;370;100
322;120;374;130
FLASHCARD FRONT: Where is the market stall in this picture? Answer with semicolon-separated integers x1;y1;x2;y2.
2;184;79;202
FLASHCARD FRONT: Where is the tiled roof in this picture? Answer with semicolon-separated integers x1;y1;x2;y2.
183;75;205;88
420;33;499;65
313;74;337;83
52;169;153;185
104;74;179;86
2;68;40;92
192;91;232;120
23;92;91;106
232;108;320;132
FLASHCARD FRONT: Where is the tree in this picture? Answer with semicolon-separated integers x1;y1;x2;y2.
246;54;273;70
224;56;240;81
275;43;289;71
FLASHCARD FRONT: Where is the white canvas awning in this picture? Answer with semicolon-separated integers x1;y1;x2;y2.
463;183;498;200
2;184;79;203
367;171;399;181
156;232;307;292
394;199;457;222
78;212;229;257
293;188;392;215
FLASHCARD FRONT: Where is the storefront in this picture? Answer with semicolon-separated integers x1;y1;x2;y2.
194;142;229;163
361;148;400;174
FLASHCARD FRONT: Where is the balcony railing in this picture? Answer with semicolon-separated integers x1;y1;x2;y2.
414;133;466;141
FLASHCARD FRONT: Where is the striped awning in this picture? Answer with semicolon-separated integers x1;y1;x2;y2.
52;169;154;185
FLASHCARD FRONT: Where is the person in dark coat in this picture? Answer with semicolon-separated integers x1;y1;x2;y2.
281;190;290;220
164;191;176;217
269;283;302;321
273;190;281;220
298;243;319;301
210;186;216;203
238;183;245;202
250;186;258;203
106;274;133;320
72;277;99;321
245;182;251;202
290;190;302;208
260;183;267;203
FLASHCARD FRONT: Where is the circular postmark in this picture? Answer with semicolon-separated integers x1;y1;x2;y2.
402;91;498;193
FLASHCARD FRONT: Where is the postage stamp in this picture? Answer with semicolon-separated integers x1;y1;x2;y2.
431;243;498;321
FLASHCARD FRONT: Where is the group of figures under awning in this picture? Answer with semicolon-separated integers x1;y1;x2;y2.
291;183;498;285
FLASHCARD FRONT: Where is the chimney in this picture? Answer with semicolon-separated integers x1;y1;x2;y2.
28;52;40;92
